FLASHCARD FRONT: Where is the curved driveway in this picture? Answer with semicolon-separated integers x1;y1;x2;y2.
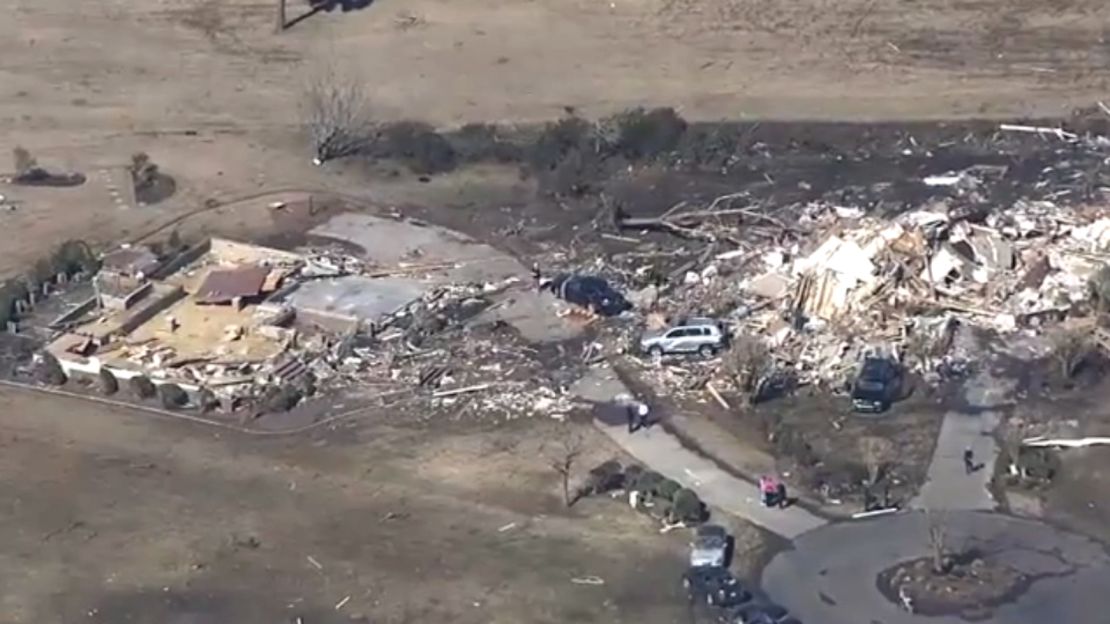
762;510;1110;624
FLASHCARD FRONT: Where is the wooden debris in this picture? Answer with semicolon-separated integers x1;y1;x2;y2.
706;382;731;410
999;124;1078;142
432;383;491;398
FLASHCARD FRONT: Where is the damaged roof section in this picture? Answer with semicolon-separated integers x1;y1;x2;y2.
194;266;272;304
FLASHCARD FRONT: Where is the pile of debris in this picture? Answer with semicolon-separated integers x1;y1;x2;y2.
587;127;1110;392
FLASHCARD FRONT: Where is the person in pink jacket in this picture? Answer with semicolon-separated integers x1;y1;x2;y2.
759;475;787;508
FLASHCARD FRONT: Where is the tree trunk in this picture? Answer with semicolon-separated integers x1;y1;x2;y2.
561;472;571;507
275;0;286;33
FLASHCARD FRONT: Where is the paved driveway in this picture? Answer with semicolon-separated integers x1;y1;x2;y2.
571;364;827;539
762;510;1110;624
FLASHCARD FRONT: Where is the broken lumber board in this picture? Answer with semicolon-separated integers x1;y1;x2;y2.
432;383;491;398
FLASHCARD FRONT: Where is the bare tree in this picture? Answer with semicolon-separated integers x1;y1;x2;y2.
12;146;36;179
549;425;584;507
304;60;372;164
926;510;949;574
859;436;895;485
722;334;772;400
1050;325;1094;379
275;0;286;32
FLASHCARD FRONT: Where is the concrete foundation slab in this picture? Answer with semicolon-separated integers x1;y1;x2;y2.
288;276;428;323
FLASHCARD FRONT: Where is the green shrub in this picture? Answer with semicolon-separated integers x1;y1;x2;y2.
450;123;522;163
622;464;643;489
585;460;624;494
262;385;303;413
196;388;219;413
97;368;119;396
610;107;686;160
129;375;156;399
53;240;99;275
671;488;707;524
656;478;683;502
158;383;188;409
529;116;607;196
36;353;67;386
632;470;664;494
0;280;24;327
377;121;458;174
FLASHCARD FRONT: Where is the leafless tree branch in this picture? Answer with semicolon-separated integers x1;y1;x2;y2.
304;60;372;164
549;426;584;507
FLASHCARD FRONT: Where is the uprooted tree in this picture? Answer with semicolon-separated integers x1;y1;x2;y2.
304;61;372;163
1049;325;1095;379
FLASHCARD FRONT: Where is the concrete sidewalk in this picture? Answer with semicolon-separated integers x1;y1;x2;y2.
571;364;827;539
913;410;1000;511
913;367;1009;511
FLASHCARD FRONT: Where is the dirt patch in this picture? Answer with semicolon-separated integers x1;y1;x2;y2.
0;387;706;624
725;389;944;508
134;171;176;205
878;553;1028;619
999;371;1110;541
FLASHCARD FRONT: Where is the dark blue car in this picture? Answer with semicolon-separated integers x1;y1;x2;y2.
543;274;631;316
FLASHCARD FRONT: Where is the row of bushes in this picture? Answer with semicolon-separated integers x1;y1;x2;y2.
358;107;689;192
37;353;195;410
37;352;315;416
0;239;100;327
584;460;708;524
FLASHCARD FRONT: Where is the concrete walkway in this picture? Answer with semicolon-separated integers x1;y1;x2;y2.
571;364;827;539
913;367;1010;511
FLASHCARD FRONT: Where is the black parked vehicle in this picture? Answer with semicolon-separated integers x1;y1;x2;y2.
539;273;631;317
851;356;903;413
723;603;791;624
682;567;749;607
708;583;752;608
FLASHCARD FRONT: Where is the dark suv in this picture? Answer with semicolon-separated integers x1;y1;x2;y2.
851;356;903;413
682;567;751;608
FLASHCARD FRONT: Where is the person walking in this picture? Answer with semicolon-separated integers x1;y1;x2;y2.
626;401;649;433
963;447;975;474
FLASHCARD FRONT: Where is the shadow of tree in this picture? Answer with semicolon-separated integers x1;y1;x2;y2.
286;0;376;30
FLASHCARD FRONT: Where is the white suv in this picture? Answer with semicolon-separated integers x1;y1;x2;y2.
640;317;728;358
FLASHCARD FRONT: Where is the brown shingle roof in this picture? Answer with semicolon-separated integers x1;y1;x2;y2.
194;266;270;304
